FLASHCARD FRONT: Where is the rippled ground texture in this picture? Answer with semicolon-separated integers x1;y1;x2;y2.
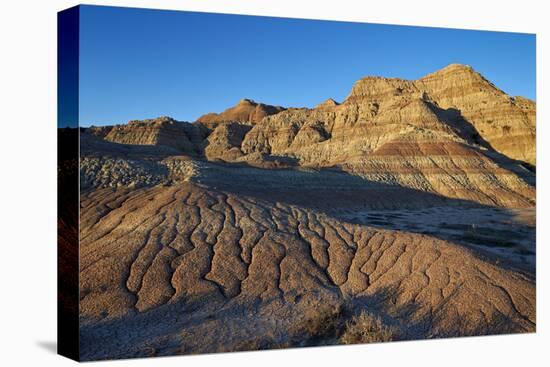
79;180;534;360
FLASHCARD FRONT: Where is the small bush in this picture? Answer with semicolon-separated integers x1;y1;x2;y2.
298;303;345;340
339;311;398;345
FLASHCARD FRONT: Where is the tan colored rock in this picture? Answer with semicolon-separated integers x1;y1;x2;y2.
236;64;535;206
239;64;534;165
196;98;285;128
204;122;251;161
85;125;113;138
104;116;206;154
415;64;536;165
315;98;340;109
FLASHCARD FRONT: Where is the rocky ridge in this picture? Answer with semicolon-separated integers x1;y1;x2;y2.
86;64;535;209
104;116;207;155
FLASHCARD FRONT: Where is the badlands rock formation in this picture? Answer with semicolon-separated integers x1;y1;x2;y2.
204;122;252;161
240;64;535;166
105;116;207;155
197;98;285;128
75;64;536;360
417;64;536;165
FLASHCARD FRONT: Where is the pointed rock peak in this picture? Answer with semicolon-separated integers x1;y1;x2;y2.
441;63;474;72
417;63;497;91
155;115;177;123
316;98;340;108
197;99;286;126
344;76;417;104
421;63;480;80
238;98;256;106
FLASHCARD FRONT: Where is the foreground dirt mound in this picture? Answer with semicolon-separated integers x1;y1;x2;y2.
79;183;535;360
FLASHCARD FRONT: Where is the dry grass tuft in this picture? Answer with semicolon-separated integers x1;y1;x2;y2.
299;303;345;340
339;311;398;345
288;302;347;344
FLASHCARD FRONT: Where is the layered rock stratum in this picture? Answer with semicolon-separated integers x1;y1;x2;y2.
76;64;536;360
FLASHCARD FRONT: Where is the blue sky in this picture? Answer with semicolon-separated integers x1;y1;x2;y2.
78;5;536;127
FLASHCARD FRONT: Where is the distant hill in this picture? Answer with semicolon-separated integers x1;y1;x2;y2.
196;98;286;128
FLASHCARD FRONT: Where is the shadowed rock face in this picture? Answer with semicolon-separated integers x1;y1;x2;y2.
204;122;252;161
104;116;207;155
77;64;536;360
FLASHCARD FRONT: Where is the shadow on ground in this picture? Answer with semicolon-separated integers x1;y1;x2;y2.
79;282;529;361
191;161;535;274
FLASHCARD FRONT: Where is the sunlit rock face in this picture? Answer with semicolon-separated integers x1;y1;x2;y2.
415;64;535;165
197;98;286;128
